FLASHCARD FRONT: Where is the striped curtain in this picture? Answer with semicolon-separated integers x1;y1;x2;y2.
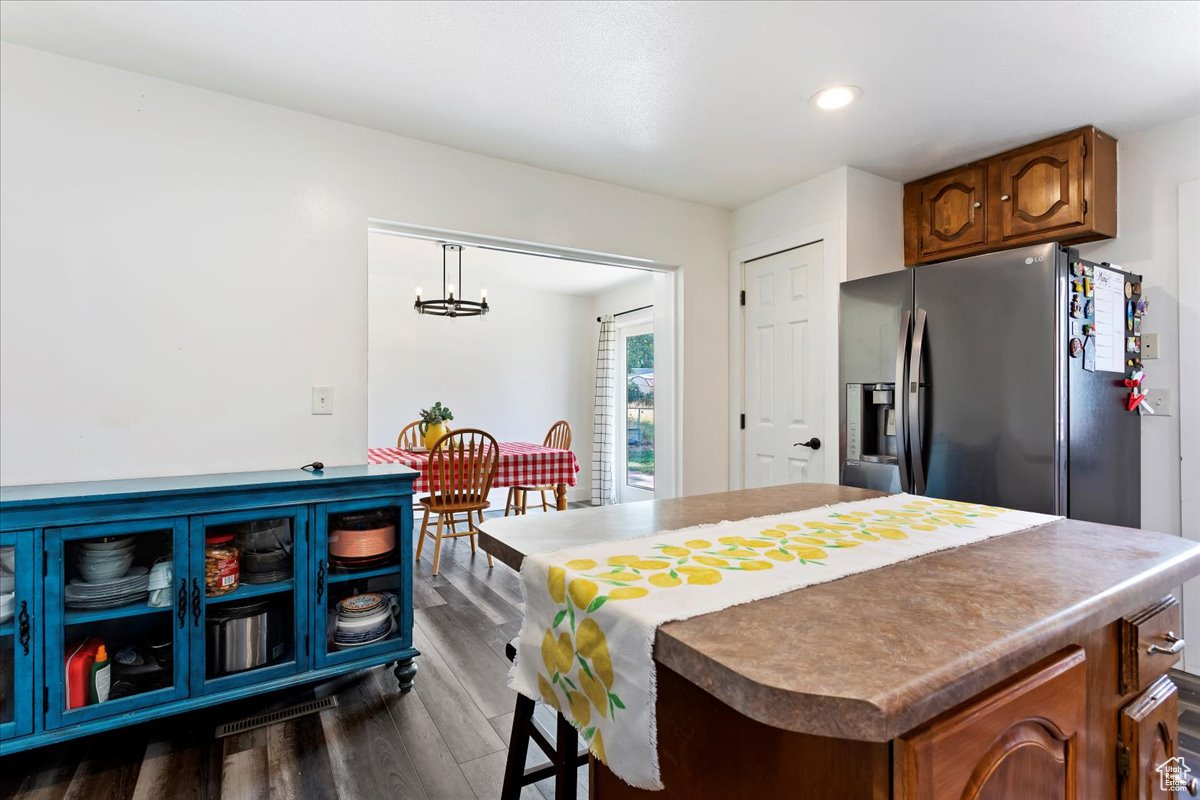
591;315;617;505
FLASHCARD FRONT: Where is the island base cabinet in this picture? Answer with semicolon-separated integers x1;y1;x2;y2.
895;648;1086;800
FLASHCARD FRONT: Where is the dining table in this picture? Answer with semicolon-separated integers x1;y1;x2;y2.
367;441;581;510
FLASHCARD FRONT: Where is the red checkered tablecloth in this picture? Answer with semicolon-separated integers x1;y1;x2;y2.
367;441;580;492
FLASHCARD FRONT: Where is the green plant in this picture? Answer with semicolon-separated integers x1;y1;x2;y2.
419;401;454;425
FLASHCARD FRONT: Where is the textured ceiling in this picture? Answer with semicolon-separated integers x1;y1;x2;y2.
2;0;1198;208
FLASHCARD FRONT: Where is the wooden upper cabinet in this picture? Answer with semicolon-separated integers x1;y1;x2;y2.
903;126;1117;266
1118;676;1182;800
912;164;987;260
895;648;1086;800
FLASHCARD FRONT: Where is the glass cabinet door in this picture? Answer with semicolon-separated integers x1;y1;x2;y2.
1;531;37;740
313;497;412;668
188;507;308;695
44;518;189;729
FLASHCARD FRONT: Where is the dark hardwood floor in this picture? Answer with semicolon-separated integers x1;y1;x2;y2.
0;508;582;800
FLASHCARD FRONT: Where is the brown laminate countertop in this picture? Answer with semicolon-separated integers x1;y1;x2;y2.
477;484;1200;741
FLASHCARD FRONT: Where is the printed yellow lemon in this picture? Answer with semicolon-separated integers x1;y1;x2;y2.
802;521;829;530
542;629;574;675
566;558;597;571
685;539;712;548
607;555;640;567
765;550;794;562
865;526;906;540
548;567;566;604
791;536;828;546
833;539;862;548
676;566;722;585
631;559;670;570
592;730;607;762
789;546;827;560
693;555;730;568
579;670;609;718
759;529;787;539
910;524;937;531
739;560;773;571
609;586;650;600
852;531;878;541
718;536;747;546
744;540;774;549
603;571;643;581
723;548;758;558
538;674;561;710
569;578;599;610
576;618;613;687
568;690;591;726
775;524;800;532
649;573;682;588
659;546;690;558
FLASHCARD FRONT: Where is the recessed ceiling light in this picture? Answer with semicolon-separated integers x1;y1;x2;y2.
810;85;862;111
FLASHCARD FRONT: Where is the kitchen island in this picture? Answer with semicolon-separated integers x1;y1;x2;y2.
478;484;1200;800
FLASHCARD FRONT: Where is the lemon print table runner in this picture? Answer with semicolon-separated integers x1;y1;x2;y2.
508;493;1060;790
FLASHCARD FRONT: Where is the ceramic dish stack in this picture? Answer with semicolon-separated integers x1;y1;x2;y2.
66;537;149;610
332;592;396;649
328;511;396;570
236;520;293;585
0;546;13;624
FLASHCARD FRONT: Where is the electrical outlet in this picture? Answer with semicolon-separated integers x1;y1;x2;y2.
1142;333;1160;359
1144;388;1172;416
311;386;333;415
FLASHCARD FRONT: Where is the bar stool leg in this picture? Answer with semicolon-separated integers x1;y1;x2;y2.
555;713;579;800
501;692;536;800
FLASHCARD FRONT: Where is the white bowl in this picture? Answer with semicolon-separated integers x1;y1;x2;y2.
79;557;134;583
80;538;134;551
79;548;136;563
0;575;13;593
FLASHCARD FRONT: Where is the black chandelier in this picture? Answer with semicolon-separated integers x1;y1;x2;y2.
414;243;488;317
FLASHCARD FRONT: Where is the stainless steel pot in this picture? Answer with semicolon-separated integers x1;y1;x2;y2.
205;598;285;677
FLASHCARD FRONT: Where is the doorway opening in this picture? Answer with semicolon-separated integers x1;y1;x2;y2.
365;219;680;506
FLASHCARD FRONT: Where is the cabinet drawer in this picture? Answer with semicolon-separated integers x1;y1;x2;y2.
1120;596;1183;695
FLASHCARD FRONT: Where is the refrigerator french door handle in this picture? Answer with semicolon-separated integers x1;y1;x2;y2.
895;310;912;493
908;308;928;495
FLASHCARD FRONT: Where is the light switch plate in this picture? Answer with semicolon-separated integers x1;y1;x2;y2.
1145;388;1172;416
311;385;333;415
1142;333;1160;359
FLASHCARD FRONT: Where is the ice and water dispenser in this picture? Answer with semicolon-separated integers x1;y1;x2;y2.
842;383;902;491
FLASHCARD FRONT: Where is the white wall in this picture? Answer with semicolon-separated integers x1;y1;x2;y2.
1077;114;1200;537
366;233;597;502
0;44;731;494
847;168;905;280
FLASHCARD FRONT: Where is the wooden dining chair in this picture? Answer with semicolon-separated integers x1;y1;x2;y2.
415;429;500;575
396;420;423;450
506;420;571;516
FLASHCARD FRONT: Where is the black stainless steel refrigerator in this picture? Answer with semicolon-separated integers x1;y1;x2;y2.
839;242;1141;527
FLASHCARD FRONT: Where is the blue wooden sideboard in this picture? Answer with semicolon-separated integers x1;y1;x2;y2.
0;464;419;755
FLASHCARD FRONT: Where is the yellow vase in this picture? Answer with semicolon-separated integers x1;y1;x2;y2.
422;421;448;450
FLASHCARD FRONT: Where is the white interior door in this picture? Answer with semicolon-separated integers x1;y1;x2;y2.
617;319;655;502
743;241;826;488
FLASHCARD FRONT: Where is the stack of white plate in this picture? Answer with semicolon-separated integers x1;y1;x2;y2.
0;545;14;623
332;592;396;649
65;566;150;610
76;537;136;583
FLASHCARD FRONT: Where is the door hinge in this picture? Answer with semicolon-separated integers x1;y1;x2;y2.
739;290;746;307
1116;742;1130;778
740;414;746;430
43;686;49;714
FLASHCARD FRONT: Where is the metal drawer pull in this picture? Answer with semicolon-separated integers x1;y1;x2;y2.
1147;631;1185;655
18;601;31;655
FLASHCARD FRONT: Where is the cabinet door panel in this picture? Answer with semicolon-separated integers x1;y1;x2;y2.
896;648;1086;800
999;134;1085;239
919;165;988;259
0;531;38;740
1119;676;1179;800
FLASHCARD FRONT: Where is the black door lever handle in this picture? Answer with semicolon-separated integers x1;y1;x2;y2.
793;438;821;450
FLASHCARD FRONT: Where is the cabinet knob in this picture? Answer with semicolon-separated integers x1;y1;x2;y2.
1000;194;1011;201
973;201;982;208
1188;778;1198;797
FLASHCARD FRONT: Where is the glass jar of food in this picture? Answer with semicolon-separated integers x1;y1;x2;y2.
204;532;240;596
